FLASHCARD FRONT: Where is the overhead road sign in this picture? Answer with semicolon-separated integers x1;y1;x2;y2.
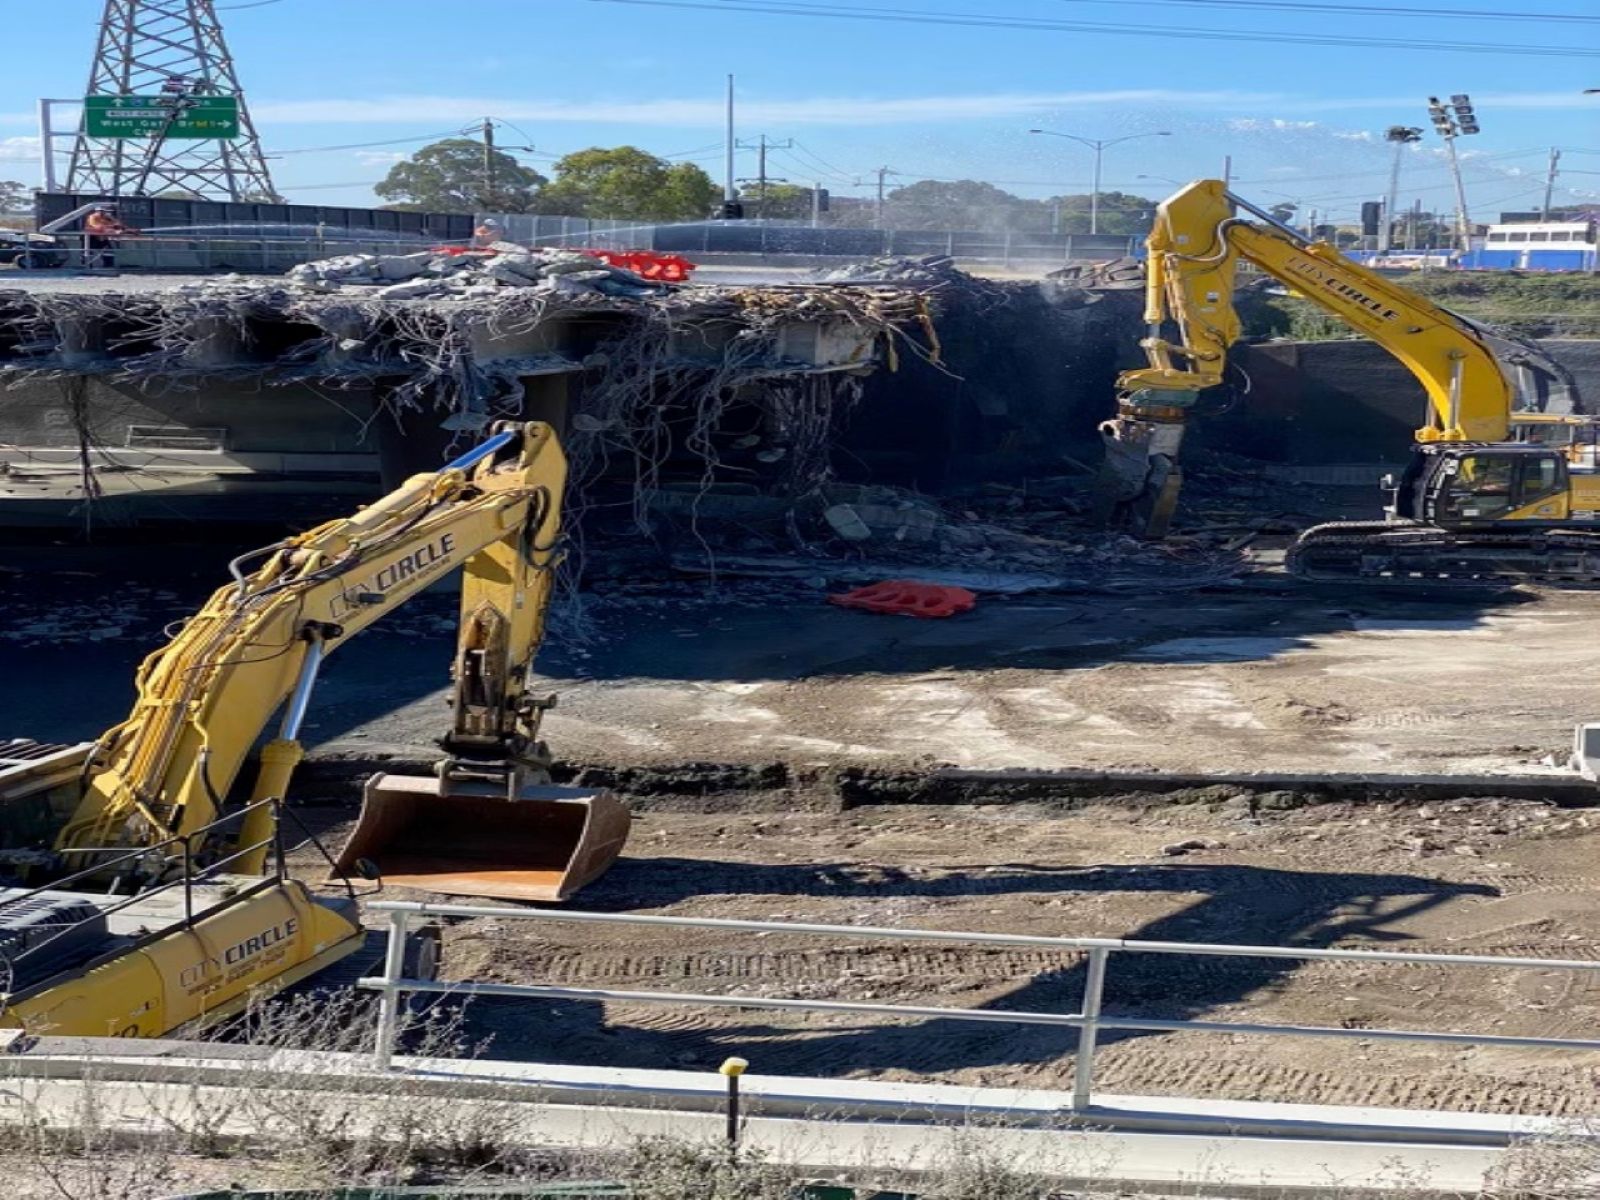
83;95;240;140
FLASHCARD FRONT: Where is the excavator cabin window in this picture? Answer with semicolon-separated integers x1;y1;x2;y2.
1438;451;1565;521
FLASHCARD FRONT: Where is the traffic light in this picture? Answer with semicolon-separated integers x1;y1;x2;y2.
1361;201;1382;236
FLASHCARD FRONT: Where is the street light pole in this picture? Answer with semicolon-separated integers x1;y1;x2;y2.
1028;129;1171;236
1090;143;1104;235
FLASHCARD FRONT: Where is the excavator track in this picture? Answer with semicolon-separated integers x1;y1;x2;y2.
1289;519;1600;586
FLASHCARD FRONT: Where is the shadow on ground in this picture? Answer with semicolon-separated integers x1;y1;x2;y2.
0;535;1534;749
460;857;1497;1078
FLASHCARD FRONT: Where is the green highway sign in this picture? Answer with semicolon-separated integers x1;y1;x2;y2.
83;94;240;139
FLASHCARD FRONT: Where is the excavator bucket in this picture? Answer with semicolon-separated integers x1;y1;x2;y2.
331;773;630;903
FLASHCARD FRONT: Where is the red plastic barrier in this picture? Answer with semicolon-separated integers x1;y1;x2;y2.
582;248;697;282
828;581;978;619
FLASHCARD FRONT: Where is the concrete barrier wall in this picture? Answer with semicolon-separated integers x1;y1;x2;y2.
1198;338;1600;465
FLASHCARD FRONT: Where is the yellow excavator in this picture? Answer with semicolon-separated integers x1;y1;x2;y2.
1106;179;1597;583
0;422;628;1038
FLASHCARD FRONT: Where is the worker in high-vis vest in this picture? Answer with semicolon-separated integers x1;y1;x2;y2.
84;205;134;268
473;217;505;248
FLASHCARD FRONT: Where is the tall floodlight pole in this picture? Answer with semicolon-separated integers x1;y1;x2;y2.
1426;94;1480;252
1028;129;1171;234
1542;147;1563;220
1380;126;1423;254
64;0;275;200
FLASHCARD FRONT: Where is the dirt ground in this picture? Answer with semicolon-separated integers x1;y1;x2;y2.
308;579;1600;780
9;548;1600;1117
291;787;1600;1119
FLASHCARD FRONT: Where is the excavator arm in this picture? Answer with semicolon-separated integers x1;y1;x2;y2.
56;422;623;899
1119;179;1515;443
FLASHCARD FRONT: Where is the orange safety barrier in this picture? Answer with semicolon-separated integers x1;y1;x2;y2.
582;248;697;282
828;581;978;619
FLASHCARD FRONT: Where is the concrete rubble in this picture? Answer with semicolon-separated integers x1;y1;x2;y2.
635;474;1245;595
278;241;665;301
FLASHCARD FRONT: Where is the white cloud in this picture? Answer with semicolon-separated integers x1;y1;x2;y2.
1226;117;1379;143
247;87;1600;129
251;89;1276;127
7;87;1594;132
1279;91;1600;113
353;150;405;166
0;135;40;162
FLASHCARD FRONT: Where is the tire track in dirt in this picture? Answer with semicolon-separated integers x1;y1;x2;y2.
522;947;1086;983
1090;1049;1600;1116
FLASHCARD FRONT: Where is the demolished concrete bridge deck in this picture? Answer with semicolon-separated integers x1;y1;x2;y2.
0;267;934;524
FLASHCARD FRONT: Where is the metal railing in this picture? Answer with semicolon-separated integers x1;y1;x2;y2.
358;902;1600;1107
0;798;288;1000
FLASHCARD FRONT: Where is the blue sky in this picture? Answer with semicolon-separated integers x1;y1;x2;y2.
4;0;1599;221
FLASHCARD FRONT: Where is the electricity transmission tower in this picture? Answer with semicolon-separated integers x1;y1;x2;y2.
65;0;276;200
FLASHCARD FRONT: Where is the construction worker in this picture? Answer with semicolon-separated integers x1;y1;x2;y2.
84;204;134;268
472;217;505;249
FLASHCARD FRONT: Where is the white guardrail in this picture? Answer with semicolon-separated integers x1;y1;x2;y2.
359;902;1600;1109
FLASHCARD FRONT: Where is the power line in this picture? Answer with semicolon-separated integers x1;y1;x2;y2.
268;128;474;156
1055;0;1600;22
771;149;857;187
789;140;862;182
589;0;1600;57
660;140;727;159
777;150;855;186
276;179;388;191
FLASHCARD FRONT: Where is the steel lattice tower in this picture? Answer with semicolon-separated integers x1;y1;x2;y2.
64;0;276;200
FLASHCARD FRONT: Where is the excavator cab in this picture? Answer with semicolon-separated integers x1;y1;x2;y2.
1399;444;1570;528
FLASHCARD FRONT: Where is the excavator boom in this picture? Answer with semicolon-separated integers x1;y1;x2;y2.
1120;179;1515;444
1103;182;1600;586
0;423;626;1038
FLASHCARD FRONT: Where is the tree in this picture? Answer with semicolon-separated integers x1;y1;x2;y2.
1042;191;1156;236
540;147;717;221
880;179;1032;232
376;138;546;214
0;180;32;215
1268;201;1298;225
739;182;813;220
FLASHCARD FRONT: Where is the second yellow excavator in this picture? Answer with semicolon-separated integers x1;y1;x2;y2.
1107;179;1597;584
0;422;627;1038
